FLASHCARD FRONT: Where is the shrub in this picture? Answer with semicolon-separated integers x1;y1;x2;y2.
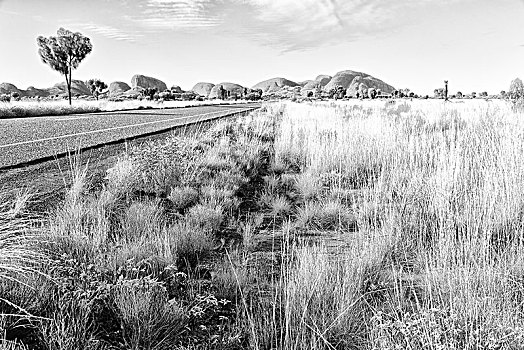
39;297;98;350
120;201;163;242
112;277;186;350
164;222;214;269
370;308;524;350
294;172;322;201
186;205;223;234
200;185;238;211
168;186;199;212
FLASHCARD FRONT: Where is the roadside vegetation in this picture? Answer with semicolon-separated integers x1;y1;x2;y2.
0;99;251;119
2;99;524;349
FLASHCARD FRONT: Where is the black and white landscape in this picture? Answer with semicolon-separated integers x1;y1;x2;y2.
1;1;524;349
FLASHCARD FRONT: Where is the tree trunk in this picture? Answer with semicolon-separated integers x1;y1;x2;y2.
67;67;72;105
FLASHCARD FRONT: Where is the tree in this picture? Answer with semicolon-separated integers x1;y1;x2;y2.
471;92;477;99
456;91;463;99
86;79;107;100
217;85;226;100
368;88;377;99
144;87;158;100
37;28;92;105
509;78;524;99
335;85;346;99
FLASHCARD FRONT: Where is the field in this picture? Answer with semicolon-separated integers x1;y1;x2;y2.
2;99;524;349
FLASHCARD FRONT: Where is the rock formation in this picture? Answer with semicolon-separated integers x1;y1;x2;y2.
108;81;131;96
191;82;215;98
252;78;299;93
131;74;167;92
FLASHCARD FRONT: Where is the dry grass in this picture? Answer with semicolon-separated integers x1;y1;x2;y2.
0;99;251;118
7;99;524;349
255;99;524;349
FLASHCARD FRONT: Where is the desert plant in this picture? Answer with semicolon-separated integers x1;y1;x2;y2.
112;277;186;350
168;186;199;212
163;222;214;269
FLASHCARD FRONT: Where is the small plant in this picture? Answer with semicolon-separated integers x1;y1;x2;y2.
187;204;223;234
168;186;199;212
120;201;163;242
164;222;214;269
113;277;186;350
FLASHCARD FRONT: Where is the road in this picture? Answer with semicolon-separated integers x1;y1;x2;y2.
0;104;257;169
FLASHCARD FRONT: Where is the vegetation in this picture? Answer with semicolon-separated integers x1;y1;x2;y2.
3;99;524;349
0;99;249;119
37;28;92;106
85;79;107;100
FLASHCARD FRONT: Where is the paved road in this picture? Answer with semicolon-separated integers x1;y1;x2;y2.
0;104;257;168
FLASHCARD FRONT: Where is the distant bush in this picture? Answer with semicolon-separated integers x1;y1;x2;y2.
0;94;10;102
181;92;197;101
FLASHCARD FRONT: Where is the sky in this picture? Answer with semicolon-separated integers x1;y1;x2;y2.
0;0;523;95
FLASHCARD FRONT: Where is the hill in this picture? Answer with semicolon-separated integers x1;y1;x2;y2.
0;80;91;98
46;80;91;96
191;82;215;98
252;70;395;98
324;70;395;96
131;75;168;92
252;78;299;93
302;75;332;91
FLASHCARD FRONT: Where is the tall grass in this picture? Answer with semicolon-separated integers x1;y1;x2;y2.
255;100;524;348
0;191;44;294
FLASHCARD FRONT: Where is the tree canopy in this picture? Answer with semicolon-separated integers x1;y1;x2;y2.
86;79;107;100
509;78;524;99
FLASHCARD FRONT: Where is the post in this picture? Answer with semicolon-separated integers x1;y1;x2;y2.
444;80;449;101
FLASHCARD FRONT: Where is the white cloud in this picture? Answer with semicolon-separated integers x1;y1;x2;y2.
225;0;471;51
77;23;142;42
114;0;468;51
132;0;222;29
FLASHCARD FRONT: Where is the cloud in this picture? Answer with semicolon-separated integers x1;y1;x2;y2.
131;0;222;30
227;0;467;52
116;0;467;51
76;23;142;42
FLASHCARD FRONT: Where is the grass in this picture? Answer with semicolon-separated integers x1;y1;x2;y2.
4;99;524;349
0;99;252;118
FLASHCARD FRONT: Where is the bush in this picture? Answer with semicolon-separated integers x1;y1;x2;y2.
187;204;223;234
113;277;186;350
164;222;214;269
168;186;199;212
